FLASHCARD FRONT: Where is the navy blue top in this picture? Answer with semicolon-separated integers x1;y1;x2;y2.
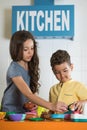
1;61;30;113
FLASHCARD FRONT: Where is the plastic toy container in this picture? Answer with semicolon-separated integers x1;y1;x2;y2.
7;113;26;121
50;114;65;121
71;114;87;122
29;117;44;121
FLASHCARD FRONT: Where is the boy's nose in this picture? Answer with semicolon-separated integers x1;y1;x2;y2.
60;73;65;79
60;72;64;77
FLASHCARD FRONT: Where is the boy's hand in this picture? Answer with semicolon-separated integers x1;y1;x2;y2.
73;100;86;113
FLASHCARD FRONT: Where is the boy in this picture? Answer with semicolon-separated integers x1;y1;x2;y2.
49;49;87;113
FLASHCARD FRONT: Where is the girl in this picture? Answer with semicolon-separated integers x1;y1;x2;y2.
1;30;67;113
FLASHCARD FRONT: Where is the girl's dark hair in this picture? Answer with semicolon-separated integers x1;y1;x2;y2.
10;30;40;93
50;49;71;69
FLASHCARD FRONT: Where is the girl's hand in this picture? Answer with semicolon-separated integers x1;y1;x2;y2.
54;101;68;113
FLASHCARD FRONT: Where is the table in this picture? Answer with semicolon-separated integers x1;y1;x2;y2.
0;120;87;130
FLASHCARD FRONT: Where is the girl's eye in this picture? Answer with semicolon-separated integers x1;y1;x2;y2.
31;47;34;50
24;48;28;51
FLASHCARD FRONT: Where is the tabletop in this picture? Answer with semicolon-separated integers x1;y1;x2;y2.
0;120;87;130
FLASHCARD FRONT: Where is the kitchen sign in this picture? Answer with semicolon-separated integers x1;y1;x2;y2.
12;5;74;39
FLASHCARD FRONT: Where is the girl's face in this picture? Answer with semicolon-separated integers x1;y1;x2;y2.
23;39;34;62
53;62;73;83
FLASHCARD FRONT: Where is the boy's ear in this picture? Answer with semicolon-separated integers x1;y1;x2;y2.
70;63;73;71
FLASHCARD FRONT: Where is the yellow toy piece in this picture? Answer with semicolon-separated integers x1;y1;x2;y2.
0;112;6;120
37;106;48;117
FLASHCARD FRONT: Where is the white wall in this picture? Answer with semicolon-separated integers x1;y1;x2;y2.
0;0;87;103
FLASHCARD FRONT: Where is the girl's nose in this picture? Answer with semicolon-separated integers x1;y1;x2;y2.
28;50;31;54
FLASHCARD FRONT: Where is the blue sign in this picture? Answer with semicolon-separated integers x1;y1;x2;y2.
12;5;74;39
34;0;54;5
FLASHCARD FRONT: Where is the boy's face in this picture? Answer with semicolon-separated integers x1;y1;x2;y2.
53;62;73;83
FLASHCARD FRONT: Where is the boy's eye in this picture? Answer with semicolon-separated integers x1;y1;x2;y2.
64;69;68;72
54;71;59;74
54;69;68;74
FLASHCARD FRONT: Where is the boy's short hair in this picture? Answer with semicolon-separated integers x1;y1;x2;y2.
50;50;71;69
